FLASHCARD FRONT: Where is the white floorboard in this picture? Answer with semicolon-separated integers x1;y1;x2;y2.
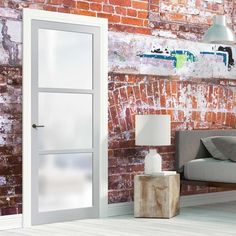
2;201;236;236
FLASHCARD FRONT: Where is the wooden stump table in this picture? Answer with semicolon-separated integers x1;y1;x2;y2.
134;174;180;218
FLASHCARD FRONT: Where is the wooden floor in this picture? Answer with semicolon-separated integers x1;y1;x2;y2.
2;202;236;236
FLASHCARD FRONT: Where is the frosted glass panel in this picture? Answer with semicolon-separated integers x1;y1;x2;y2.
38;93;92;150
39;153;93;212
38;29;93;89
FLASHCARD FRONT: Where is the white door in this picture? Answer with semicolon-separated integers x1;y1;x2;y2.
23;9;108;226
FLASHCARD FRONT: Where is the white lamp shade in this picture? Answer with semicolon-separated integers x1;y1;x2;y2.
202;15;236;45
135;115;171;146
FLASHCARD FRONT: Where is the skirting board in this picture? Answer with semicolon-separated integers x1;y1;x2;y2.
0;214;22;231
180;190;236;207
108;190;236;217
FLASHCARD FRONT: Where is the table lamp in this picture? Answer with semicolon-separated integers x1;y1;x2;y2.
135;115;171;174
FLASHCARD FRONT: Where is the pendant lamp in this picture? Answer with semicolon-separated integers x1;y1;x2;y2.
202;15;236;45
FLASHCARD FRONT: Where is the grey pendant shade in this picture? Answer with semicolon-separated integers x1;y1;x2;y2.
202;15;236;45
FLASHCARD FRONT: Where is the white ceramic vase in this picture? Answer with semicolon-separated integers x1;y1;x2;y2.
144;149;162;174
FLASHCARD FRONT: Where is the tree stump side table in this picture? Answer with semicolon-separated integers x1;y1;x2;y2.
134;174;180;218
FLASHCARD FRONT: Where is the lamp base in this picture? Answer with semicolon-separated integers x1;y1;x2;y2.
144;149;162;174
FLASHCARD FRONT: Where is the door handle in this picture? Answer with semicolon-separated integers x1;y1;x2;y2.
32;124;45;128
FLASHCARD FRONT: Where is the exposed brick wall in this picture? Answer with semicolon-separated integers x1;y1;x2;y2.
0;66;22;215
2;0;234;38
108;73;236;202
0;0;235;214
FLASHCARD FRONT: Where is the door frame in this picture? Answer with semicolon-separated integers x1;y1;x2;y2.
23;8;108;227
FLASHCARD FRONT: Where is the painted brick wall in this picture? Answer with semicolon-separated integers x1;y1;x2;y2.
0;0;235;214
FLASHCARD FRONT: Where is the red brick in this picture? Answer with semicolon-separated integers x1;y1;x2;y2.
71;9;96;16
148;97;155;114
87;0;106;2
109;24;151;35
132;0;148;10
135;27;151;34
77;1;89;10
146;83;153;96
103;4;114;13
109;106;119;126
139;83;148;103
150;4;159;11
192;96;197;109
150;0;159;4
90;2;102;11
119;87;128;102
109;0;131;7
217;112;222;123
126;75;137;83
121;16;143;26
48;0;63;5
115;6;126;15
58;7;70;13
137;10;148;18
43;5;58;11
230;114;235;128
62;0;76;7
171;81;177;94
133;85;141;100
221;113;226;124
127;9;137;17
127;86;134;98
205;112;212;123
126;108;133;129
97;13;120;23
165;81;171;95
